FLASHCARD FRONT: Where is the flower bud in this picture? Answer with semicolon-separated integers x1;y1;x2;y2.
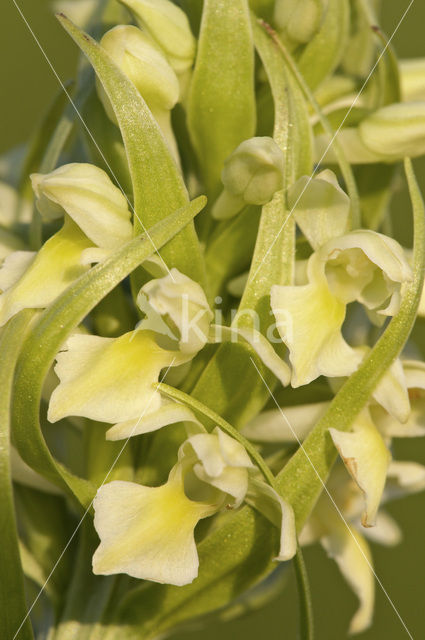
119;0;196;73
274;0;324;46
98;25;179;119
212;137;284;220
359;102;425;160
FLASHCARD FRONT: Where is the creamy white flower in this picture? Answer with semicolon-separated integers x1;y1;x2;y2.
93;428;296;585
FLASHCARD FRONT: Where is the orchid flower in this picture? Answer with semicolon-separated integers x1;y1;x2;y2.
0;163;132;326
271;170;412;387
93;426;296;585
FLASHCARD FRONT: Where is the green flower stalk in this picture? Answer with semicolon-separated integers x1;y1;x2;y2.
2;2;425;640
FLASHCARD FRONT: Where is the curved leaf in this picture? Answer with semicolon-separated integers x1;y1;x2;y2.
240;17;313;318
298;0;350;90
58;13;205;286
12;197;206;509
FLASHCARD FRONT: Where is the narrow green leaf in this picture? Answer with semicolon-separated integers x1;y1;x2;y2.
58;13;205;286
263;20;361;228
368;27;401;108
157;383;276;486
17;87;70;231
204;205;261;299
0;311;35;640
81;89;133;198
187;13;313;431
187;0;256;197
298;0;350;90
12;198;206;509
240;17;313;320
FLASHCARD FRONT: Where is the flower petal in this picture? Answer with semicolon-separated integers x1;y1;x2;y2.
288;169;350;250
246;478;296;562
0;251;36;291
93;472;214;585
320;230;412;312
361;511;402;547
271;255;361;386
106;401;202;440
321;524;374;634
242;401;329;443
372;358;410;424
48;330;178;424
31;163;132;249
139;268;213;355
372;359;425;438
210;325;291;387
194;465;249;508
383;461;425;501
329;410;391;527
0;219;91;326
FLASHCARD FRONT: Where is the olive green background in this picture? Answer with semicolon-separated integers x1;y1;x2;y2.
1;1;424;639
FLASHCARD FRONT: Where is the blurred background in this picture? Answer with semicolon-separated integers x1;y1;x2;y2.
1;1;424;638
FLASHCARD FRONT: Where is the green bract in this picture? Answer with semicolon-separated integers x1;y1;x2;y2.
2;2;425;640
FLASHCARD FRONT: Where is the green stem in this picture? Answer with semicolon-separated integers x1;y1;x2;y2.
256;17;361;228
293;545;314;640
156;382;275;487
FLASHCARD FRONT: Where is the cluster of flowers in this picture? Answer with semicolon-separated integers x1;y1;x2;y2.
3;0;425;635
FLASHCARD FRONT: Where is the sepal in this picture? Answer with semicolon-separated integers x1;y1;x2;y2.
48;330;181;424
0;219;91;326
119;0;196;73
329;409;391;527
271;253;361;386
138;268;213;355
98;25;179;119
31;163;132;249
288;169;350;250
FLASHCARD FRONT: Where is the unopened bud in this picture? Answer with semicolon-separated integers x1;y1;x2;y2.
119;0;196;73
212;137;284;220
98;25;179;120
274;0;324;46
359;102;425;160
